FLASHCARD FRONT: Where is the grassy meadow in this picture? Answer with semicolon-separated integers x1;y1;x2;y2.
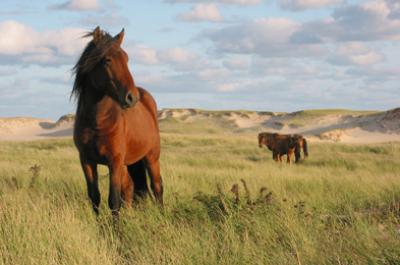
0;120;400;265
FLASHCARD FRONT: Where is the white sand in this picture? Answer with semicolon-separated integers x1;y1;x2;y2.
0;117;73;141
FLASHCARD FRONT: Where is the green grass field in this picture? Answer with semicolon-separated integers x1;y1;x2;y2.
0;123;399;265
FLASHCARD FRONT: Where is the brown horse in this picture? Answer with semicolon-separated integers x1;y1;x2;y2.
72;27;163;215
258;132;308;163
291;134;308;162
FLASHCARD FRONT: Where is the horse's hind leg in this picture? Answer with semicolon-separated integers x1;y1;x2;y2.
294;147;301;163
128;159;149;202
80;158;100;214
145;158;163;205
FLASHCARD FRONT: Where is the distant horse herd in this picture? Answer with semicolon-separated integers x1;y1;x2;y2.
71;27;310;215
258;132;308;164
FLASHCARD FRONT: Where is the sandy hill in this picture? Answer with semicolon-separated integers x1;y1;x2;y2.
0;114;74;141
1;108;399;143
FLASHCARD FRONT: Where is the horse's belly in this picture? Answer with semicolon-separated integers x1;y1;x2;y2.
92;132;153;166
123;107;159;165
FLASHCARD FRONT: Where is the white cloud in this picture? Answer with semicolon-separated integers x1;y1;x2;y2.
350;52;384;65
51;0;99;11
196;67;231;81
158;47;198;65
217;82;239;92
80;13;130;27
222;56;250;70
125;44;208;71
0;66;17;76
220;0;260;4
203;18;326;57
362;0;390;15
0;20;86;66
177;4;223;22
279;0;342;11
250;57;322;78
0;21;37;55
386;0;400;19
207;18;300;50
328;43;385;66
345;66;400;82
166;0;260;6
126;44;160;65
290;0;400;43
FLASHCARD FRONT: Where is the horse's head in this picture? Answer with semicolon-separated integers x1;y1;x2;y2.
258;133;267;148
73;26;139;109
259;132;276;150
288;136;297;148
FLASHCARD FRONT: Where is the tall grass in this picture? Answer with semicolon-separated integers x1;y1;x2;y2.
0;128;399;264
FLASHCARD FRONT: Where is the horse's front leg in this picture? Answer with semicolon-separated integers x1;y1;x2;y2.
79;157;101;215
272;150;278;162
108;156;125;215
287;150;293;164
145;157;164;205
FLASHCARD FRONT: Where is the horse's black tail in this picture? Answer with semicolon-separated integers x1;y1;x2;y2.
127;159;149;201
303;138;309;157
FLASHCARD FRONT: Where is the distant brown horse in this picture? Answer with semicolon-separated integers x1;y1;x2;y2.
72;27;163;215
258;132;308;163
291;134;308;162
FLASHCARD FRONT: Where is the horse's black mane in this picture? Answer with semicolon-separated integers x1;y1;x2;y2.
71;28;115;100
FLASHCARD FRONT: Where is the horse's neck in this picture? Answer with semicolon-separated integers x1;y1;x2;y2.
96;97;121;128
77;94;121;131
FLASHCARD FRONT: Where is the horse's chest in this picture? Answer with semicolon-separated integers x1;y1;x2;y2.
75;127;110;164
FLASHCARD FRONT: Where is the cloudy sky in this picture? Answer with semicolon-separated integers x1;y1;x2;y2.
0;0;399;119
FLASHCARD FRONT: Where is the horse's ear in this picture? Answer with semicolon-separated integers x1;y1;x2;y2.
93;26;102;44
114;28;125;46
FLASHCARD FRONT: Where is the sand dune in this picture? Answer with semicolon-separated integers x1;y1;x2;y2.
156;108;400;143
0;115;74;141
1;108;399;143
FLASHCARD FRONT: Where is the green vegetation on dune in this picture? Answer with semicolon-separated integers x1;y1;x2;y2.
159;108;384;130
295;109;380;115
160;108;273;115
0;121;399;265
284;109;382;127
159;114;238;134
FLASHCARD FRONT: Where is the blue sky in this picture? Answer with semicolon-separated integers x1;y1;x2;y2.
0;0;399;119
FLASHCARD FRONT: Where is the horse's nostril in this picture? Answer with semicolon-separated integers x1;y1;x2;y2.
125;92;134;105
